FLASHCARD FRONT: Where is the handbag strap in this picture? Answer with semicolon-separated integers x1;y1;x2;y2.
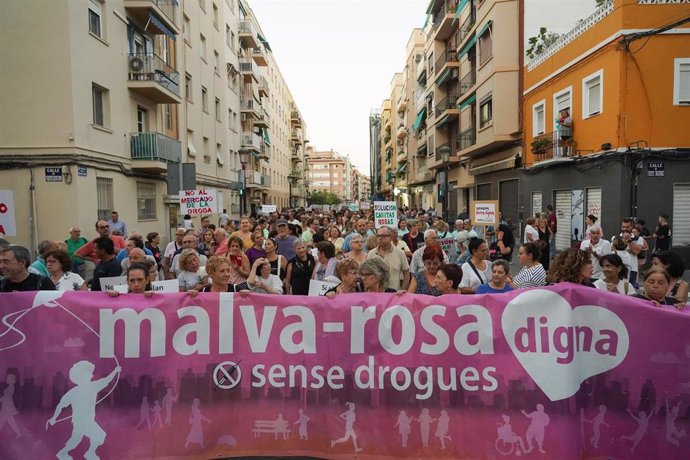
468;260;485;284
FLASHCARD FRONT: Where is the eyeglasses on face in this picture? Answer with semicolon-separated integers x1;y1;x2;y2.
359;272;375;278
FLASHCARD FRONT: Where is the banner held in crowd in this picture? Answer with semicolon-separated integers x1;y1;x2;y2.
0;285;687;459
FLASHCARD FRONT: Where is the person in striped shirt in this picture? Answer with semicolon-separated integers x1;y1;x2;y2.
510;242;547;289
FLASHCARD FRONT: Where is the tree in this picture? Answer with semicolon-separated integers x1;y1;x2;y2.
307;190;341;206
595;0;608;7
526;27;562;60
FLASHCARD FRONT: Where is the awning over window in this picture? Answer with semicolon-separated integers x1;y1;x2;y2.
396;162;409;174
187;139;197;157
412;108;427;131
459;34;477;58
423;13;431;29
148;12;176;41
425;0;436;14
262;128;271;146
435;68;451;85
452;0;469;25
478;20;493;38
459;94;476;109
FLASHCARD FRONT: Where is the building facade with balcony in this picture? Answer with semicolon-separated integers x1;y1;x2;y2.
522;0;690;256
0;0;308;250
0;0;183;249
447;0;522;225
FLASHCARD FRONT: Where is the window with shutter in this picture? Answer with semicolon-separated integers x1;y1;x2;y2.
674;59;690;105
582;70;603;118
532;100;545;136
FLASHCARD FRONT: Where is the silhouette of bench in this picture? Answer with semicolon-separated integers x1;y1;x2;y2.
252;419;291;438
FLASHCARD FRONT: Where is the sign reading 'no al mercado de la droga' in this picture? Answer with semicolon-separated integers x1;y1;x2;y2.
179;189;219;216
1;285;689;459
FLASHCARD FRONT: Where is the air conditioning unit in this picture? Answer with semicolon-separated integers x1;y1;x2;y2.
129;57;144;72
415;54;423;63
240;113;247;122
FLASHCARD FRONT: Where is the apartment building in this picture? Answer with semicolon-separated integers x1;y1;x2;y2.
306;147;360;202
522;0;690;255
405;29;435;211
1;0;183;250
435;0;522;223
0;0;306;250
372;0;521;221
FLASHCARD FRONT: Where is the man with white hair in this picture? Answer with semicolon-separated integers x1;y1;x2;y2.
409;229;450;275
579;225;611;280
162;228;186;280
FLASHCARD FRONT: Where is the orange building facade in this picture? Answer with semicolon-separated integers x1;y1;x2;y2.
521;0;690;255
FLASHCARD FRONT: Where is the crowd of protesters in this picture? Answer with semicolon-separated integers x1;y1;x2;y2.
0;206;687;310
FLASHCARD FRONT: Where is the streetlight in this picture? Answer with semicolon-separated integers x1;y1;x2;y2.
440;146;450;223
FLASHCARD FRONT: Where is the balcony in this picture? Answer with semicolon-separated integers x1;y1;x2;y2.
258;142;270;160
290;110;303;127
240;99;261;118
397;150;407;164
459;66;476;96
434;94;459;121
239;58;258;83
251;47;268;67
124;0;179;36
432;0;459;41
240;132;262;153
435;49;459;81
130;132;180;172
396;124;408;139
288;169;302;179
458;126;476;151
254;108;270;128
291;129;303;144
259;76;269;97
531;129;577;163
458;7;476;44
127;53;181;103
291;149;302;162
396;97;407;114
239;20;259;49
260;174;272;189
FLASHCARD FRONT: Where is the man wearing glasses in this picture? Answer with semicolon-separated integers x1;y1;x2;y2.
367;226;410;291
74;220;127;265
409;229;450;275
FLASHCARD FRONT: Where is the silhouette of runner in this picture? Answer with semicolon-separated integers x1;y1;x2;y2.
47;361;120;460
331;402;362;452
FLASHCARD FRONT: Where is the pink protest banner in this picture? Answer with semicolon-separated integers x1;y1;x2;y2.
0;285;688;459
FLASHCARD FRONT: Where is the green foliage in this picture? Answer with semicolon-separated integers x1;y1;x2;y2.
307;190;341;206
526;27;561;60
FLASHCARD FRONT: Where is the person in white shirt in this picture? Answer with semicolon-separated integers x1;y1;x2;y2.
523;217;540;244
611;236;634;281
409;230;450;275
594;254;636;296
579;226;611;280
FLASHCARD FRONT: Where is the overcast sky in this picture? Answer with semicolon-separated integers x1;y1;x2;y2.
249;0;597;174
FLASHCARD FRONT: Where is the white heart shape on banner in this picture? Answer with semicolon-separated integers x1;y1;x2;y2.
501;289;629;401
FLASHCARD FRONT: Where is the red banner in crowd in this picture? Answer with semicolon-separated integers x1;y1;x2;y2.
0;286;688;459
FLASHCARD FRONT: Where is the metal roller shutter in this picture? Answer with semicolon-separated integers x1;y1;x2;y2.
586;188;602;220
476;183;491;201
555;190;572;251
673;184;690;246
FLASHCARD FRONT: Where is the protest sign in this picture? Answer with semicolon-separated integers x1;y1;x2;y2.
373;201;398;229
151;279;180;293
261;205;277;214
99;276;126;292
348;203;360;212
360;201;371;210
307;279;339;296
0;190;17;236
1;286;688;459
179;189;219;216
471;200;499;226
438;233;457;259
